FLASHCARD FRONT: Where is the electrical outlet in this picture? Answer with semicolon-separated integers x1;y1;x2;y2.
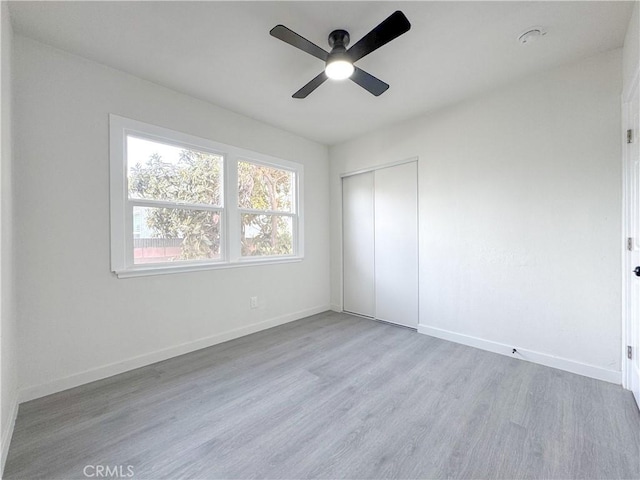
250;296;258;309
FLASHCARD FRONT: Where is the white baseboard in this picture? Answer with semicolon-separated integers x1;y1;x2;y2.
20;305;330;402
330;304;342;313
417;324;621;384
1;394;19;476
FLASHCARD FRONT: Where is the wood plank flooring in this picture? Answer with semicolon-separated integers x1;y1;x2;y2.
4;311;639;479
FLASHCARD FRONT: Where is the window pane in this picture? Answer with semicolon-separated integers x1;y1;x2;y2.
238;161;293;212
133;206;221;264
241;214;293;256
127;136;223;206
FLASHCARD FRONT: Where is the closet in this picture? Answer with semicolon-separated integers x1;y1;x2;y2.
342;161;418;328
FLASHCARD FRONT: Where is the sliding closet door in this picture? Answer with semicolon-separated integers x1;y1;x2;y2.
374;162;418;327
342;172;375;317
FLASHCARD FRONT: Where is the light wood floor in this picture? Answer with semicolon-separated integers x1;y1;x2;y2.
4;311;640;479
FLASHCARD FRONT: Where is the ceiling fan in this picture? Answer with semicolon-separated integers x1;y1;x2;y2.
270;11;411;99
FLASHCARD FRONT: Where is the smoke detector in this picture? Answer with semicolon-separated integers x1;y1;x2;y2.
518;27;547;45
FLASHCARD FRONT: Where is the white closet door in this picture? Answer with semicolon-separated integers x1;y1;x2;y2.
342;172;375;317
374;162;418;327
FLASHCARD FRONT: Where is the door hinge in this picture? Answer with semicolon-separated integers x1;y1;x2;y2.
628;129;634;144
628;345;633;360
628;237;634;251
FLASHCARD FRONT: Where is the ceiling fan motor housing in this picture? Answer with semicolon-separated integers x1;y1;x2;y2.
326;30;351;68
328;29;350;49
325;30;353;74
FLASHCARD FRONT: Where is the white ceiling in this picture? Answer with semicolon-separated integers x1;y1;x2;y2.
8;1;635;145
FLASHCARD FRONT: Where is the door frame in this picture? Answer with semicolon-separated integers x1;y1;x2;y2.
340;156;419;327
622;67;639;391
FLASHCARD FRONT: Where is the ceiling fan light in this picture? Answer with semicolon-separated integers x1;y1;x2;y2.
325;59;354;80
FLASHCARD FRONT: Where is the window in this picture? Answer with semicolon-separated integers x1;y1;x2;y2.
110;115;303;278
127;136;224;265
239;161;295;257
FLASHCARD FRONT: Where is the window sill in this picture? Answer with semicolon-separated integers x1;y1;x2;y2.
113;256;304;279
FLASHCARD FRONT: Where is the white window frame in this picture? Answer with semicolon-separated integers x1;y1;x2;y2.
110;114;304;278
235;157;300;262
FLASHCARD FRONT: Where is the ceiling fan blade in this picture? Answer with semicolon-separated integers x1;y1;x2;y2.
350;67;389;96
270;25;329;62
293;71;328;98
347;11;411;63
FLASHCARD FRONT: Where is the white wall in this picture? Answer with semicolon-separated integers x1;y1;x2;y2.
14;36;330;401
0;1;18;471
623;2;639;95
330;49;623;382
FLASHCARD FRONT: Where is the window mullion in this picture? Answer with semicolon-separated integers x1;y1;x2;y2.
227;155;241;262
128;198;221;212
238;208;295;216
